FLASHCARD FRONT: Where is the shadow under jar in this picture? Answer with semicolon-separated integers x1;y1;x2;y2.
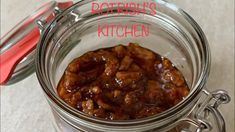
35;0;230;132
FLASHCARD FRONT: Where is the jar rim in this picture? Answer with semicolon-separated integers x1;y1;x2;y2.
35;0;211;125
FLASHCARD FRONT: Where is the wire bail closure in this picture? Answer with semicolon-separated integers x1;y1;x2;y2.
177;90;230;132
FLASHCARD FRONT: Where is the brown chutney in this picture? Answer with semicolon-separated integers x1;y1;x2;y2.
57;43;189;120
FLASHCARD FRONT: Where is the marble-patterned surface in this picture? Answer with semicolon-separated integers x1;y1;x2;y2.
1;0;234;132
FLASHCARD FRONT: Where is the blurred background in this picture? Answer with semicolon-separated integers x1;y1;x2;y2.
1;0;234;132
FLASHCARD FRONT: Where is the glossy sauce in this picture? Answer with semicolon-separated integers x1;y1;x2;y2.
57;43;189;120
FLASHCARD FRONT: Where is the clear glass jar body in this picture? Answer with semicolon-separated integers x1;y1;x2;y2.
35;0;229;132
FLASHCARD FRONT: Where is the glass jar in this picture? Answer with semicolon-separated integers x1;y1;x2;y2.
1;0;231;132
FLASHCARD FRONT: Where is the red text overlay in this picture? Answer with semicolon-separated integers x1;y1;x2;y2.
91;1;157;38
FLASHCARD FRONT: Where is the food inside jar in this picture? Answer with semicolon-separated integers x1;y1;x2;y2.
57;43;189;120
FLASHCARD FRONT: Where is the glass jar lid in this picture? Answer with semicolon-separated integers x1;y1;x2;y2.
0;1;73;85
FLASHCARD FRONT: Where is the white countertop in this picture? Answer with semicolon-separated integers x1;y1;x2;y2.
1;0;234;132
